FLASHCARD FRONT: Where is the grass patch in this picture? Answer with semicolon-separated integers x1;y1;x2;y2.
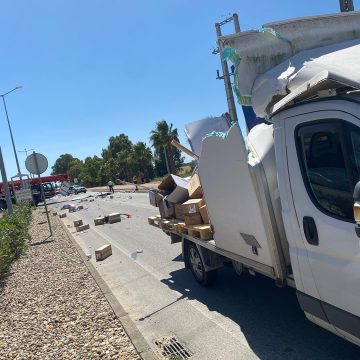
0;202;32;277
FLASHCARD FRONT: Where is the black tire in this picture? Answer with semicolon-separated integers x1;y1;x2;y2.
185;243;217;286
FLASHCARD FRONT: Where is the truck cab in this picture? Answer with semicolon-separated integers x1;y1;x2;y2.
273;97;360;345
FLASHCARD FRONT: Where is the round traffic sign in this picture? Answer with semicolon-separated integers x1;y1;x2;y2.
25;153;48;175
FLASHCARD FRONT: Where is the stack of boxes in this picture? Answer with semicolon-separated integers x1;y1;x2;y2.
149;171;211;230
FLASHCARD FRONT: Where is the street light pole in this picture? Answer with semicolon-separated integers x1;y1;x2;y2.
0;86;22;178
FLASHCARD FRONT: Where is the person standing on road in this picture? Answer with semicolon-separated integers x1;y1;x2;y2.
108;180;114;193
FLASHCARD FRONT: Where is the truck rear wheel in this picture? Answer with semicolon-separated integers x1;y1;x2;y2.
186;243;217;286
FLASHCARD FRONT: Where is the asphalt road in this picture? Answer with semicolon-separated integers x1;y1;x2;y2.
49;192;360;360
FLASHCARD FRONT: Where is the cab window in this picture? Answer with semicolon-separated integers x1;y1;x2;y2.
296;120;360;221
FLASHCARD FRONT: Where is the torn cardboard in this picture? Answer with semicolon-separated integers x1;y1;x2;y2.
158;174;189;204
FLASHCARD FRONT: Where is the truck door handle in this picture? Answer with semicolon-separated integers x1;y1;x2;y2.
303;216;319;246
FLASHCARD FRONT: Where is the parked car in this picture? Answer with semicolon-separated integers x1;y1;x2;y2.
68;185;87;194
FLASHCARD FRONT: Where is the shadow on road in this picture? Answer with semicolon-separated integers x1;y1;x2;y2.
161;266;359;360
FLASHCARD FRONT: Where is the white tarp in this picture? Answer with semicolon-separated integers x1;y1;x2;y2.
220;12;360;118
184;115;231;156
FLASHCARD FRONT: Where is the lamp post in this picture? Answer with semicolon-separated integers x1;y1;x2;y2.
0;86;22;178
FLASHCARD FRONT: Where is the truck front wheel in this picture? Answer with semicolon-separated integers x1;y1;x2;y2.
186;243;217;287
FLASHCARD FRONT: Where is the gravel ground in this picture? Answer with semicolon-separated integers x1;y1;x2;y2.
0;209;141;360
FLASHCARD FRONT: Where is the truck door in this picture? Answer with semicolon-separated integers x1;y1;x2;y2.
285;109;360;342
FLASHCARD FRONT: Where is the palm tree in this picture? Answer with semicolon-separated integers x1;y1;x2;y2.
150;120;180;174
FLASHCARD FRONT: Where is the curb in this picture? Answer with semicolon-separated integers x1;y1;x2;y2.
58;218;158;360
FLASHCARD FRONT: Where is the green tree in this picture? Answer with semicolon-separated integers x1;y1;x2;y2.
51;154;78;174
68;159;84;183
101;134;134;181
81;156;103;187
150;120;184;175
101;134;132;161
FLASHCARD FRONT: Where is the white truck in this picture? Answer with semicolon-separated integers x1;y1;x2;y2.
150;12;360;346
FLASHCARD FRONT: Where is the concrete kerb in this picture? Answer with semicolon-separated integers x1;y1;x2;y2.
58;218;158;360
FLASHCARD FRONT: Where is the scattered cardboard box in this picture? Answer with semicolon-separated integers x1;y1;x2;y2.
73;219;83;227
158;174;189;204
199;205;209;224
76;223;90;232
94;216;105;226
59;213;66;218
188;173;203;198
69;205;76;213
53;212;58;216
108;213;121;224
95;244;112;261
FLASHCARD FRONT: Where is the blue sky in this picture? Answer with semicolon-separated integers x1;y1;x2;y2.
0;0;345;178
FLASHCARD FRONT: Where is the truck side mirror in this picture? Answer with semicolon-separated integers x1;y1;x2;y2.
353;181;360;237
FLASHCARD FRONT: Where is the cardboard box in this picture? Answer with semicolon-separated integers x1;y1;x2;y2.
95;244;112;261
73;219;83;227
69;206;76;213
159;199;175;219
108;213;121;224
59;213;66;218
94;217;105;226
175;204;185;221
188;174;203;198
158;174;189;204
184;213;202;226
76;224;90;232
199;205;209;224
182;198;204;215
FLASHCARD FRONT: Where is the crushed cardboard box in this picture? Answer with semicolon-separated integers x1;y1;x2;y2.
158;174;189;204
158;197;175;219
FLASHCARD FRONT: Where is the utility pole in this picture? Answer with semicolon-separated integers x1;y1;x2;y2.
215;13;241;122
19;148;34;158
19;148;34;178
339;0;354;11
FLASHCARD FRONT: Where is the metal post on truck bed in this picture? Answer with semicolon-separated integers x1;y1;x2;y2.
215;13;241;123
